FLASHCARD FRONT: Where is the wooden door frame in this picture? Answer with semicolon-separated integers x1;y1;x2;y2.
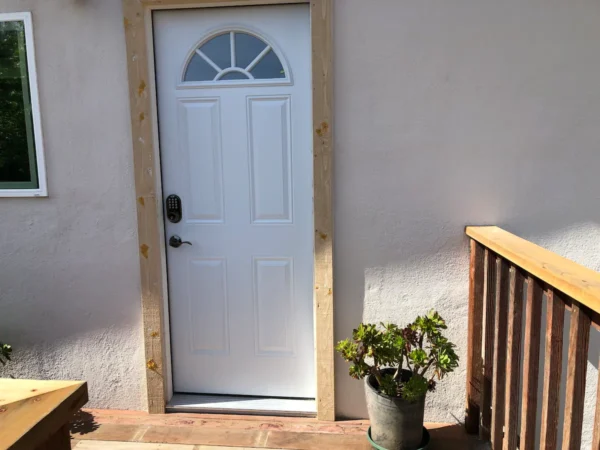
122;0;334;420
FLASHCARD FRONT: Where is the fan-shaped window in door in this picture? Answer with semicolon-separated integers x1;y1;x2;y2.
183;31;287;83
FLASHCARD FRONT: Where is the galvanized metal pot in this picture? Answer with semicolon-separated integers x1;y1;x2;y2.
365;368;426;450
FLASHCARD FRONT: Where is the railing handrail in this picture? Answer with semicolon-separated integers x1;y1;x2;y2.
466;226;600;315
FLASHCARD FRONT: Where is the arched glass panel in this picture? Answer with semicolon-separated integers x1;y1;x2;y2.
199;33;230;70
234;33;267;69
250;48;285;79
183;31;287;83
184;54;217;82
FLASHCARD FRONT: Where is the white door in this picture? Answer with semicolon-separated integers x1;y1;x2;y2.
154;5;314;398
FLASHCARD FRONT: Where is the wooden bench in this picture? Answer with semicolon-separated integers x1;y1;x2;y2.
0;379;88;450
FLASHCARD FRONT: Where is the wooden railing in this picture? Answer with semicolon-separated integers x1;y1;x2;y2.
464;226;600;450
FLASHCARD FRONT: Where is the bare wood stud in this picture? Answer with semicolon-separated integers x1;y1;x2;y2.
122;0;166;414
561;301;591;450
480;248;496;441
520;275;543;450
466;239;485;434
311;0;335;421
539;288;565;450
491;257;510;449
503;267;524;450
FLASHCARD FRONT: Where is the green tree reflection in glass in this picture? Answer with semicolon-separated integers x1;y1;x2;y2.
0;20;38;189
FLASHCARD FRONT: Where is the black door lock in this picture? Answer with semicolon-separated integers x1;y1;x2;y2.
166;194;182;223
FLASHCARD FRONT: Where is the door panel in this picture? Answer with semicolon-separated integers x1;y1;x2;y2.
247;96;292;223
178;98;224;223
153;5;314;398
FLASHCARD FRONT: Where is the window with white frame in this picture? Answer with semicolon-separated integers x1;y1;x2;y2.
0;12;46;197
183;31;289;85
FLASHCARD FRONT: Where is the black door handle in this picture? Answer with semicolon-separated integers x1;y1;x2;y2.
169;235;192;248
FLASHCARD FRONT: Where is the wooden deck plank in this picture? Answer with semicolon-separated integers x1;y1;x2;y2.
71;411;479;450
265;430;370;450
74;441;196;449
71;409;368;435
140;425;267;447
71;424;148;443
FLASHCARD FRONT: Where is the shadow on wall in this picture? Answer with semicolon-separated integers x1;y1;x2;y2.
334;219;600;425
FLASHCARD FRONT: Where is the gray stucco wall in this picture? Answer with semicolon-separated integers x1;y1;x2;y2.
333;0;600;446
0;0;599;444
0;0;146;410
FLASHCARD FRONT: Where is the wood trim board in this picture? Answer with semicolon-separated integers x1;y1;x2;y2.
122;0;334;420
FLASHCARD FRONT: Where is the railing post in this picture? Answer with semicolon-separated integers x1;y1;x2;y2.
465;239;484;434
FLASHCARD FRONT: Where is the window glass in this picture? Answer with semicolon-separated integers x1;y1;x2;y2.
183;31;287;84
249;48;285;79
234;32;267;69
0;19;38;189
198;33;230;71
184;53;217;82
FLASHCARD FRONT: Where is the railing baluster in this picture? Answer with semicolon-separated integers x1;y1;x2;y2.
480;248;496;441
466;239;485;434
491;257;509;449
503;267;524;450
520;275;543;450
540;288;565;450
593;356;600;450
561;301;591;450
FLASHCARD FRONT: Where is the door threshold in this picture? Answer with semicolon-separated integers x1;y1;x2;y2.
166;393;317;418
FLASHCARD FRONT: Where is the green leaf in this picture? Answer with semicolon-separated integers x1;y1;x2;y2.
402;375;428;402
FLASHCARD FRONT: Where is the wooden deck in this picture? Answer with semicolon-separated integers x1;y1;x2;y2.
69;409;485;449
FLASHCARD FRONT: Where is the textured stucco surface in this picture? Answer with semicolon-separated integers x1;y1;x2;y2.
332;0;600;446
0;0;599;442
0;0;146;410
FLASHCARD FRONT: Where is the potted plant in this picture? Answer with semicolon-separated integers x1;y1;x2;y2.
0;341;11;367
336;310;459;450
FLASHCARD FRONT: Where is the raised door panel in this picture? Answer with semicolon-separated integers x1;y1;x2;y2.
178;98;224;223
187;258;230;355
252;257;294;356
247;96;292;224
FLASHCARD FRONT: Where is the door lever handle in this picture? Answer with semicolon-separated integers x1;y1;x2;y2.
169;235;192;248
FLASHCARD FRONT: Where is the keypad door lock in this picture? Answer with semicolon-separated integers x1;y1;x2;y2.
165;194;182;223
